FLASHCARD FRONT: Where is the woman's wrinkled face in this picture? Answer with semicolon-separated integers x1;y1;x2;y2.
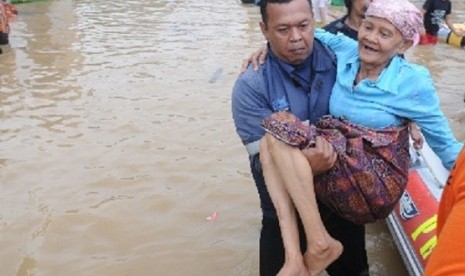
357;16;411;69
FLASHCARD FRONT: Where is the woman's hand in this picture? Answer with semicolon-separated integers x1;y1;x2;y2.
301;137;337;176
409;122;423;150
240;43;268;73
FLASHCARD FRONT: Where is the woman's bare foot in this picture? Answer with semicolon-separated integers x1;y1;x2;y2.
303;237;343;276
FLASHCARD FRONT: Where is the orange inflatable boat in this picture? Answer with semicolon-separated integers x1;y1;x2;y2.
386;139;450;276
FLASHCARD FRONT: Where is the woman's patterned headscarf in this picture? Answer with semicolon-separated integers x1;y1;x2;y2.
365;0;424;45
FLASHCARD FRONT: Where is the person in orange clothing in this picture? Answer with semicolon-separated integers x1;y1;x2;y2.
0;0;18;45
424;145;465;276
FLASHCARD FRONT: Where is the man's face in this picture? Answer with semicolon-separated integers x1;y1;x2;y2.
260;0;315;65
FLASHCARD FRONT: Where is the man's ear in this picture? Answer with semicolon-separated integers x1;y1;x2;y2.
260;21;269;40
398;39;414;54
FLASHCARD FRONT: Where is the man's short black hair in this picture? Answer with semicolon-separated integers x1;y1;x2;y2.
260;0;313;24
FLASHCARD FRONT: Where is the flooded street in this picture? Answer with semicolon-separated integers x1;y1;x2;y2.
0;0;464;275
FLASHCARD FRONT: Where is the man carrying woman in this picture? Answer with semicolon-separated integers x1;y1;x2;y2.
235;0;463;275
232;0;370;275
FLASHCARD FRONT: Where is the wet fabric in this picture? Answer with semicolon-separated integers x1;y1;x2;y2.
262;111;410;224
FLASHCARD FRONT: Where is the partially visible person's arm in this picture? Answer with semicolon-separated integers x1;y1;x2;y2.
445;14;465;36
423;147;465;276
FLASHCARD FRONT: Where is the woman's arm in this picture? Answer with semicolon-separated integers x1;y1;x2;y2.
403;68;463;170
313;29;358;55
240;43;268;73
242;29;360;73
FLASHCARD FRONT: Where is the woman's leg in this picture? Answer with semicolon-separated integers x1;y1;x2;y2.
260;136;309;276
262;134;342;275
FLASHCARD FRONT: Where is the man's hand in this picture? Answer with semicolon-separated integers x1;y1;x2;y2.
240;44;268;73
301;137;337;176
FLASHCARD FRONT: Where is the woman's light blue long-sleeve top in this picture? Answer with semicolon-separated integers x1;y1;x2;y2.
314;29;463;170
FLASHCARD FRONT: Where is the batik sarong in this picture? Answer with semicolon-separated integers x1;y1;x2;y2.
261;111;410;224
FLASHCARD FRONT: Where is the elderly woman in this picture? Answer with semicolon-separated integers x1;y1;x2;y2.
257;0;464;275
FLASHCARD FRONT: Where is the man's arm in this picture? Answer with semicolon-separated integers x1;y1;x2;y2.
231;71;271;150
